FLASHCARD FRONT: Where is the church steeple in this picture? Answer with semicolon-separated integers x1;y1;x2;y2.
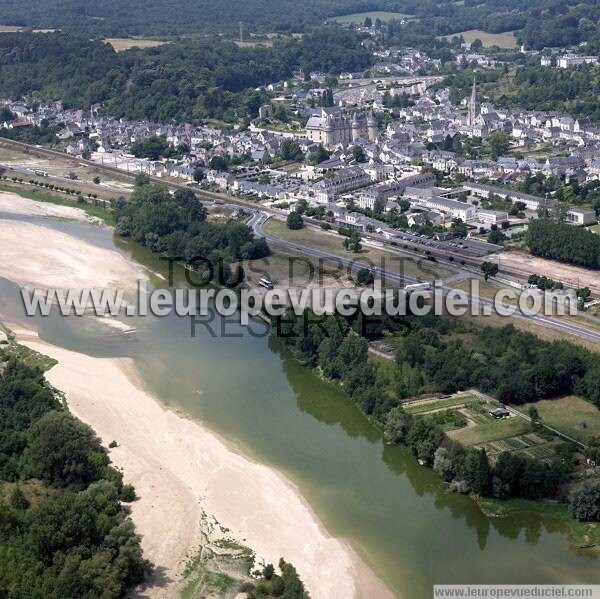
467;76;479;127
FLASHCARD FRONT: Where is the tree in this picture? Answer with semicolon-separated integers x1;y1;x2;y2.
9;487;30;511
487;132;510;161
528;406;540;428
193;168;204;183
526;220;600;269
465;448;491;495
287;211;304;230
93;176;100;184
121;484;137;502
398;198;411;213
352;145;366;163
263;564;275;580
344;230;362;252
280;139;303;162
481;262;499;281
24;411;109;488
209;156;228;171
487;229;506;245
582;366;600;408
363;17;372;28
131;136;170;160
569;480;600;521
307;145;330;166
356;268;374;286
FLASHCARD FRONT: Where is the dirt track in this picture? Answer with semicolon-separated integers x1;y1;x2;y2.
491;249;600;295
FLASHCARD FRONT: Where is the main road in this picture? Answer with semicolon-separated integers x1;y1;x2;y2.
250;211;600;345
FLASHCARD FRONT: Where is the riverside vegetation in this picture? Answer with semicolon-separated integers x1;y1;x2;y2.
0;339;151;597
0;332;311;598
276;309;600;526
114;176;270;285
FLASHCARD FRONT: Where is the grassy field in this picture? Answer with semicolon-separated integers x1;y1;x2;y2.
329;11;411;25
103;38;169;52
520;396;600;445
437;29;518;49
589;224;600;234
263;218;456;283
448;414;531;446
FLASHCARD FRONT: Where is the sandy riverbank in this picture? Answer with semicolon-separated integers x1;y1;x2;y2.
0;196;394;597
0;190;99;222
0;219;142;291
16;331;392;599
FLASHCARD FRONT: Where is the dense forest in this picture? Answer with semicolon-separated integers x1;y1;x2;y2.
2;0;600;52
0;350;151;597
0;30;371;123
114;177;270;285
502;65;600;122
526;219;600;269
276;310;600;505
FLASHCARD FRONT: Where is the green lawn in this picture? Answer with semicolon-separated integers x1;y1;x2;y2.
329;11;411;25
405;394;478;415
589;224;600;234
448;415;531;446
519;396;600;445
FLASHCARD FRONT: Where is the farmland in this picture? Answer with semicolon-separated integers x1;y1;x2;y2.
437;29;518;49
520;396;600;445
407;392;563;463
329;11;411;25
103;38;169;52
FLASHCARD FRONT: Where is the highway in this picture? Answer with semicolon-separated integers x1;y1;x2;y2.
250;211;600;344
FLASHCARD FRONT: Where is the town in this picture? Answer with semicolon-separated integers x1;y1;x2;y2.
2;38;599;249
1;5;600;598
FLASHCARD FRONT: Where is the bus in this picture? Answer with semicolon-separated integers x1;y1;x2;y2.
258;277;274;290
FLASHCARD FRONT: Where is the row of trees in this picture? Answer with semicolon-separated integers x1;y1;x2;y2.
526;219;600;269
0;353;151;596
115;176;270;285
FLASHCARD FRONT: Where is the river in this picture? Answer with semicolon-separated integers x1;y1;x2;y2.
0;213;597;597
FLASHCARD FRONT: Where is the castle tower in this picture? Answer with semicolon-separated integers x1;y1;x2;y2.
351;113;362;142
467;77;479;127
367;110;378;141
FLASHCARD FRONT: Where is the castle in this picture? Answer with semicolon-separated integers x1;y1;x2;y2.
305;108;378;147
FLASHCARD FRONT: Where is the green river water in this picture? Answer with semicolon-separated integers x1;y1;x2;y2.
0;214;597;598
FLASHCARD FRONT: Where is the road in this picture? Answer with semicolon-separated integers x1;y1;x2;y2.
2;136;599;325
0;163;129;195
250;211;600;344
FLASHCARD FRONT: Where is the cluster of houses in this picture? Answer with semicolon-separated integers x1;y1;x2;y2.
540;53;599;69
2;40;600;236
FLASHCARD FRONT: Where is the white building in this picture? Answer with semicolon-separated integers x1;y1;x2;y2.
411;195;477;222
477;209;509;225
565;207;596;226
